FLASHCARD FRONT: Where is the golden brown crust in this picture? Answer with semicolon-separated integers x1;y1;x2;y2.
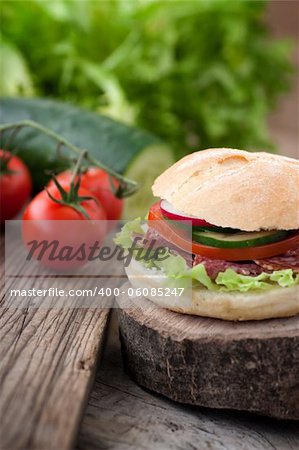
152;148;299;231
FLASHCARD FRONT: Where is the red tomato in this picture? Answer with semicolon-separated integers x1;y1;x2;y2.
49;168;123;222
0;150;32;224
22;181;107;270
148;201;299;261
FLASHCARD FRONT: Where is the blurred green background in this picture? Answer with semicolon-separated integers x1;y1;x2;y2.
0;0;294;157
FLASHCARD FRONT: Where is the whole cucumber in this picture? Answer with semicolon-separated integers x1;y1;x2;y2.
0;98;166;191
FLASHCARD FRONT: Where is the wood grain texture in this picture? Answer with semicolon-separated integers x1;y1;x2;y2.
117;283;299;420
0;237;115;450
77;312;299;450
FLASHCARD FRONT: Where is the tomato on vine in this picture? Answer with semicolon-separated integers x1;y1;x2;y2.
22;152;108;270
49;167;123;222
0;149;32;224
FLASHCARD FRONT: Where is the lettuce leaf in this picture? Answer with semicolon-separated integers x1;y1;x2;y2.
115;220;299;292
155;251;187;277
269;269;299;287
215;269;273;292
159;256;299;292
114;217;144;249
189;263;218;291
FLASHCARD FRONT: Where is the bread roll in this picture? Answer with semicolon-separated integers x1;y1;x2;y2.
152;148;299;231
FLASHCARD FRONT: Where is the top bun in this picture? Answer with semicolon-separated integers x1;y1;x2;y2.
152;148;299;231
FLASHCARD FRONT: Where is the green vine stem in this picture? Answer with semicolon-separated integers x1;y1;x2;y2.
0;119;138;198
46;149;99;220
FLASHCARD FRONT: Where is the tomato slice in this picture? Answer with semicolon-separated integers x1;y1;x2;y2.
148;201;299;261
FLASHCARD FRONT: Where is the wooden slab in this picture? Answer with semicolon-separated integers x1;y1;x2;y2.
117;283;299;420
77;312;299;450
0;237;122;450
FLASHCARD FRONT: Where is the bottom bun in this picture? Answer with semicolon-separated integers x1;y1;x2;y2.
125;259;299;321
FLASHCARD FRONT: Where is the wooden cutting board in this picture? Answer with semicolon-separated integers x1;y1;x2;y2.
117;283;299;420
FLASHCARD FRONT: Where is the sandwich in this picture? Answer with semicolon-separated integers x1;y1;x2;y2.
115;148;299;320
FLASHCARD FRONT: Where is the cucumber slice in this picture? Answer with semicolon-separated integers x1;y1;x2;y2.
192;225;241;234
123;144;174;219
192;230;289;248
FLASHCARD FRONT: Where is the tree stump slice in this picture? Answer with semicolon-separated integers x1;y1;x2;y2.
117;283;299;420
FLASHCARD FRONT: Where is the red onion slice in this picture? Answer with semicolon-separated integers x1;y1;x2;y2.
160;200;213;227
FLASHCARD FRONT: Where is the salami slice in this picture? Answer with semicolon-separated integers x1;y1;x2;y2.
254;247;299;273
193;255;265;280
142;228;193;266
